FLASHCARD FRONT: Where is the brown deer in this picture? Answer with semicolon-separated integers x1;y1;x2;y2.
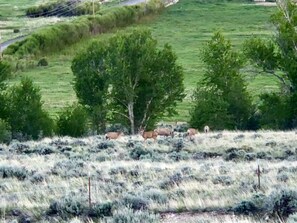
105;131;124;140
155;128;174;138
187;128;198;139
139;129;158;142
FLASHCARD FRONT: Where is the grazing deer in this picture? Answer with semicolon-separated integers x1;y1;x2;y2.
155;128;174;138
204;125;210;133
187;128;198;139
139;129;158;142
105;131;124;140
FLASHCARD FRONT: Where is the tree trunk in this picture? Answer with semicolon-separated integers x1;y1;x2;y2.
128;102;135;134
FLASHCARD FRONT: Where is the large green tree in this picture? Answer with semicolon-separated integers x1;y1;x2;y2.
243;0;297;128
72;29;185;134
190;32;253;130
6;78;53;139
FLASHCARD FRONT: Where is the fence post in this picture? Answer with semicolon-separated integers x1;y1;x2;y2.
88;175;92;209
256;164;261;190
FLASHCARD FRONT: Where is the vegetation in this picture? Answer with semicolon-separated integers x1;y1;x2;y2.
244;0;297;129
5;78;53;140
72;29;184;134
0;131;297;222
4;1;165;58
26;0;101;18
190;32;253;130
56;104;89;137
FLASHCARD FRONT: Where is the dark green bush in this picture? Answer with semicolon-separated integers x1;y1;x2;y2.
89;202;113;218
122;194;149;210
37;58;48;66
48;193;87;218
265;189;297;219
6;78;54;140
56;104;89;137
0;165;32;180
233;200;258;215
0;119;11;143
129;145;151;160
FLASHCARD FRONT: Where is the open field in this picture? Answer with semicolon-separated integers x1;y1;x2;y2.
6;0;278;121
0;130;297;222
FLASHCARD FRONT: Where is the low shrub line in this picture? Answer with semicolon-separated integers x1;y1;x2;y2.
4;0;164;58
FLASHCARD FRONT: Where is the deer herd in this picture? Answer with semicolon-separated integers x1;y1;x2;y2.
105;125;210;141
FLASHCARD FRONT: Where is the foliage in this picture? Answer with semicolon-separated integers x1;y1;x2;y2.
56;104;89;137
265;189;297;219
112;207;160;223
0;119;11;143
0;60;10;120
26;0;101;17
89;202;113;218
190;32;253;130
243;0;297;129
37;58;48;67
0;165;32;180
6;78;54;140
72;29;184;134
5;1;164;58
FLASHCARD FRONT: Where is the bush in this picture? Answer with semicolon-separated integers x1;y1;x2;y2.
0;119;11;143
112;207;160;223
6;78;54;140
0;165;32;180
142;189;168;204
37;58;48;66
288;213;297;223
122;194;149;210
233;201;258;215
48;193;87;218
89;202;113;218
129;145;151;160
56;104;89;137
265;189;297;219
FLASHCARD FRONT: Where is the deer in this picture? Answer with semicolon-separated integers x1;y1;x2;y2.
186;128;198;140
139;128;158;142
105;131;124;140
155;128;174;138
204;125;210;133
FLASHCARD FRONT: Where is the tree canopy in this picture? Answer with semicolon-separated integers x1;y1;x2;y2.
72;29;185;134
190;32;253;130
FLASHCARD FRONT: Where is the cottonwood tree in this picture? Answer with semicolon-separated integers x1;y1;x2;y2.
243;0;297;128
190;32;253;130
72;29;185;134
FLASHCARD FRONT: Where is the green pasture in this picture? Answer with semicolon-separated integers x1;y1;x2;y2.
8;0;279;121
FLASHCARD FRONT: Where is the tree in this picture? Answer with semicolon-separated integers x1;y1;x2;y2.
6;78;53;139
72;29;185;134
0;60;11;120
72;41;109;133
243;0;297;128
190;32;253;130
56;104;89;137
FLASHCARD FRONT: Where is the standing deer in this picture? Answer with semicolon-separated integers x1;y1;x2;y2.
105;131;124;140
187;128;198;140
139;129;158;142
155;128;174;138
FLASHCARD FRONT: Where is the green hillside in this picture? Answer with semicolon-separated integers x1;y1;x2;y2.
8;0;278;121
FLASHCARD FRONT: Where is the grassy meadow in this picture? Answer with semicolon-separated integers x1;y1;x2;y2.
7;0;278;121
1;130;297;222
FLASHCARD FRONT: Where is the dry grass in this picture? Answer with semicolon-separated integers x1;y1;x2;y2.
0;131;297;222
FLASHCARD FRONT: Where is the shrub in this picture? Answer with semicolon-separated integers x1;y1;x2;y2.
6;78;54;140
0;165;31;180
37;58;48;66
48;193;87;218
56;104;89;137
142;189;168;204
129;145;151;160
265;189;297;219
122;194;149;210
13;29;20;33
112;207;160;223
0;119;11;143
89;202;113;218
212;175;233;186
233;200;258;215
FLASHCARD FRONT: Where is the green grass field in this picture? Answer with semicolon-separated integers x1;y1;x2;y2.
8;0;278;121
